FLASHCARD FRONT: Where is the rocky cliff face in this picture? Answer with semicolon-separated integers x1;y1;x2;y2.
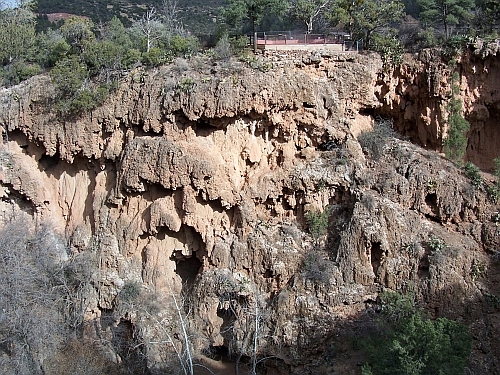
1;48;499;374
376;41;500;170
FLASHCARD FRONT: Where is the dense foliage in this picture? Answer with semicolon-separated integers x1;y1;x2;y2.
0;0;200;114
362;292;472;375
1;0;499;93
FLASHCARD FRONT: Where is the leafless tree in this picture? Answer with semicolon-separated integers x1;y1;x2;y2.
0;219;98;374
113;275;218;375
161;0;181;33
133;7;165;52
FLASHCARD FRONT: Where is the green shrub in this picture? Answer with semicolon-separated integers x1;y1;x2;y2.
50;55;88;96
142;47;164;66
416;27;438;49
121;48;142;68
305;207;329;239
83;39;121;74
494;157;500;183
464;162;482;187
428;236;445;253
444;72;470;163
176;76;195;93
486;157;500;203
36;32;71;67
1;60;41;86
169;35;199;58
363;291;472;375
230;35;250;53
442;35;474;61
68;83;113;113
371;32;404;67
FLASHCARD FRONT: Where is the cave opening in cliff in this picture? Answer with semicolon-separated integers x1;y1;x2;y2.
370;242;383;276
425;192;439;217
418;257;430;279
172;252;202;286
204;345;230;361
195;119;217;137
39;153;60;172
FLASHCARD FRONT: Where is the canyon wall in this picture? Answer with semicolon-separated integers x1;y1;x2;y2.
0;48;499;374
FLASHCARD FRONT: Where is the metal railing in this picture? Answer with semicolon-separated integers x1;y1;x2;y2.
253;31;351;46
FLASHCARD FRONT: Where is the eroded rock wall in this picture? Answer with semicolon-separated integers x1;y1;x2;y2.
376;42;500;171
0;49;499;374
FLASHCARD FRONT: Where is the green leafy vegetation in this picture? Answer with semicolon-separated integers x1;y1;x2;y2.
289;0;331;34
362;291;472;375
417;0;474;38
330;0;405;48
444;72;470;163
305;207;330;239
428;236;446;252
371;32;404;67
486;157;500;203
220;0;289;34
0;0;206;116
464;162;483;187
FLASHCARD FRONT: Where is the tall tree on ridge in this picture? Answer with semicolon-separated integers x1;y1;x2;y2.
220;0;289;34
417;0;474;38
330;0;405;47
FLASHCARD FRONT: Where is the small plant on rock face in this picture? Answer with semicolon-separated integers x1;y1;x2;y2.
488;157;500;203
427;179;438;192
429;236;445;253
176;76;195;93
444;72;470;163
470;260;486;281
120;281;141;302
464;162;483;187
305;207;330;239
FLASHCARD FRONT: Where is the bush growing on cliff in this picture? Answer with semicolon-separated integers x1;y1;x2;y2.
370;31;404;67
362;291;472;375
486;157;500;202
444;72;470;163
464;162;482;187
305;207;330;239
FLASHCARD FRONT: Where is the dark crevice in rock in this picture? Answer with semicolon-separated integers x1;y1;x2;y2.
370;242;383;276
173;251;202;287
425;192;439;217
0;183;36;217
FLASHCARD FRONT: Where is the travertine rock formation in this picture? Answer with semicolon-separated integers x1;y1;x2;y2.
0;48;499;374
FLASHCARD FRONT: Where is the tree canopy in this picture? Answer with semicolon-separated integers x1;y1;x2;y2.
418;0;474;37
220;0;289;33
0;3;36;64
289;0;330;33
330;0;405;47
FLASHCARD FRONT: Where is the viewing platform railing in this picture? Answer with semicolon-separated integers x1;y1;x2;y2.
250;32;361;51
